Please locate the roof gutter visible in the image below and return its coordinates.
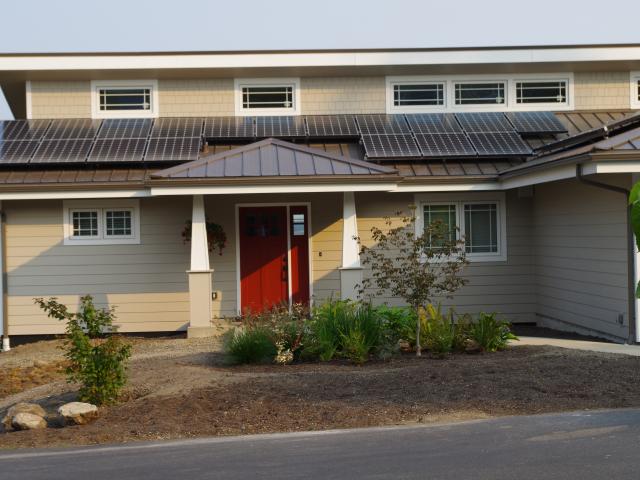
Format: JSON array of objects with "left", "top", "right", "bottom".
[{"left": 576, "top": 164, "right": 636, "bottom": 344}]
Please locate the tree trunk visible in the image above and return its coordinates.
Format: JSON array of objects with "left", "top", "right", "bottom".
[{"left": 415, "top": 306, "right": 422, "bottom": 357}]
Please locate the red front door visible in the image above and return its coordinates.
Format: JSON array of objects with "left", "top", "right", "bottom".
[{"left": 239, "top": 205, "right": 310, "bottom": 314}]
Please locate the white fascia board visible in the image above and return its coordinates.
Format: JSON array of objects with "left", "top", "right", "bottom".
[
  {"left": 150, "top": 183, "right": 398, "bottom": 196},
  {"left": 393, "top": 182, "right": 502, "bottom": 192},
  {"left": 0, "top": 189, "right": 150, "bottom": 201},
  {"left": 592, "top": 161, "right": 640, "bottom": 174},
  {"left": 3, "top": 47, "right": 640, "bottom": 72}
]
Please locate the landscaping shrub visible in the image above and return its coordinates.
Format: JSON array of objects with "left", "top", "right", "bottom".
[
  {"left": 376, "top": 305, "right": 416, "bottom": 358},
  {"left": 224, "top": 326, "right": 277, "bottom": 364},
  {"left": 469, "top": 312, "right": 518, "bottom": 352},
  {"left": 303, "top": 300, "right": 382, "bottom": 363},
  {"left": 420, "top": 304, "right": 456, "bottom": 357},
  {"left": 34, "top": 295, "right": 132, "bottom": 405}
]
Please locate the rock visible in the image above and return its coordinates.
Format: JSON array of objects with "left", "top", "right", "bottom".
[
  {"left": 464, "top": 338, "right": 482, "bottom": 353},
  {"left": 58, "top": 402, "right": 98, "bottom": 425},
  {"left": 11, "top": 412, "right": 47, "bottom": 430},
  {"left": 2, "top": 403, "right": 47, "bottom": 431}
]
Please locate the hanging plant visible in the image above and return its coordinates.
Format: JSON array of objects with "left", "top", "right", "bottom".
[{"left": 182, "top": 220, "right": 227, "bottom": 255}]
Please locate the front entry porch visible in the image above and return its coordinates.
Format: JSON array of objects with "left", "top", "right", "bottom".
[{"left": 185, "top": 191, "right": 364, "bottom": 337}]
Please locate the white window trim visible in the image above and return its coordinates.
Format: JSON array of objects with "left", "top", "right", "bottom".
[
  {"left": 234, "top": 77, "right": 301, "bottom": 116},
  {"left": 90, "top": 79, "right": 159, "bottom": 119},
  {"left": 63, "top": 199, "right": 140, "bottom": 245},
  {"left": 630, "top": 72, "right": 640, "bottom": 109},
  {"left": 387, "top": 73, "right": 573, "bottom": 113},
  {"left": 414, "top": 192, "right": 507, "bottom": 262}
]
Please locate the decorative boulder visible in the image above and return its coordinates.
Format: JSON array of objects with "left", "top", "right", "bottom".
[
  {"left": 57, "top": 402, "right": 98, "bottom": 425},
  {"left": 11, "top": 412, "right": 47, "bottom": 430},
  {"left": 2, "top": 403, "right": 47, "bottom": 431}
]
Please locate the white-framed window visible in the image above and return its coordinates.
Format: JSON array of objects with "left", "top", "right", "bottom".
[
  {"left": 386, "top": 74, "right": 573, "bottom": 113},
  {"left": 90, "top": 80, "right": 158, "bottom": 119},
  {"left": 63, "top": 199, "right": 140, "bottom": 245},
  {"left": 414, "top": 193, "right": 507, "bottom": 262},
  {"left": 630, "top": 72, "right": 640, "bottom": 109},
  {"left": 234, "top": 78, "right": 301, "bottom": 116}
]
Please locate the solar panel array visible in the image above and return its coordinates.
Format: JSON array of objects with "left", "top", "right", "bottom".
[
  {"left": 506, "top": 111, "right": 568, "bottom": 134},
  {"left": 0, "top": 111, "right": 565, "bottom": 165}
]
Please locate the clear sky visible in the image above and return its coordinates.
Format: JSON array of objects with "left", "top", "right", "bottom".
[{"left": 1, "top": 0, "right": 640, "bottom": 118}]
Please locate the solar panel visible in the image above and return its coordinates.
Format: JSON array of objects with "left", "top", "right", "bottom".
[
  {"left": 0, "top": 140, "right": 40, "bottom": 163},
  {"left": 255, "top": 116, "right": 306, "bottom": 137},
  {"left": 415, "top": 133, "right": 477, "bottom": 157},
  {"left": 151, "top": 117, "right": 204, "bottom": 138},
  {"left": 97, "top": 118, "right": 152, "bottom": 139},
  {"left": 305, "top": 115, "right": 359, "bottom": 137},
  {"left": 361, "top": 134, "right": 421, "bottom": 159},
  {"left": 356, "top": 115, "right": 410, "bottom": 134},
  {"left": 406, "top": 113, "right": 463, "bottom": 134},
  {"left": 88, "top": 138, "right": 147, "bottom": 162},
  {"left": 203, "top": 117, "right": 255, "bottom": 138},
  {"left": 31, "top": 140, "right": 93, "bottom": 163},
  {"left": 506, "top": 111, "right": 568, "bottom": 134},
  {"left": 44, "top": 119, "right": 102, "bottom": 140},
  {"left": 145, "top": 137, "right": 201, "bottom": 162},
  {"left": 467, "top": 132, "right": 532, "bottom": 156},
  {"left": 455, "top": 112, "right": 514, "bottom": 132},
  {"left": 0, "top": 120, "right": 51, "bottom": 141}
]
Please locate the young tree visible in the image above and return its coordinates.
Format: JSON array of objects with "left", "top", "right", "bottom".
[
  {"left": 358, "top": 208, "right": 468, "bottom": 356},
  {"left": 34, "top": 295, "right": 132, "bottom": 405}
]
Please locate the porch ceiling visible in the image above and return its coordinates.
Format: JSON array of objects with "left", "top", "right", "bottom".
[{"left": 150, "top": 138, "right": 397, "bottom": 180}]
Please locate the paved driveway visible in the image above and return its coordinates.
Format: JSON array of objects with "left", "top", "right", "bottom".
[{"left": 1, "top": 409, "right": 638, "bottom": 479}]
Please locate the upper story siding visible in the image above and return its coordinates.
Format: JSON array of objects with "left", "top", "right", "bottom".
[{"left": 27, "top": 71, "right": 634, "bottom": 119}]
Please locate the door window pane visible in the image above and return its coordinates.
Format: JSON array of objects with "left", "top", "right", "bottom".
[
  {"left": 464, "top": 203, "right": 498, "bottom": 253},
  {"left": 292, "top": 213, "right": 305, "bottom": 236}
]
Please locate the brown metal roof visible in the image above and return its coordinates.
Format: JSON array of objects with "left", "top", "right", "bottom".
[{"left": 152, "top": 138, "right": 396, "bottom": 179}]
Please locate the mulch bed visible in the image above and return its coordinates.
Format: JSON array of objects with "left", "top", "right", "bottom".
[{"left": 2, "top": 345, "right": 640, "bottom": 449}]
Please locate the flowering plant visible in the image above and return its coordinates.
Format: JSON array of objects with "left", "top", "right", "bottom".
[{"left": 181, "top": 220, "right": 227, "bottom": 255}]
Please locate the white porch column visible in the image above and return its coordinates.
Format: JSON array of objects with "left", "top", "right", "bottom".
[
  {"left": 340, "top": 191, "right": 363, "bottom": 301},
  {"left": 187, "top": 195, "right": 215, "bottom": 338}
]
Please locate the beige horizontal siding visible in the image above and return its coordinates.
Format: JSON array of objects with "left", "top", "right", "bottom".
[
  {"left": 28, "top": 72, "right": 635, "bottom": 118},
  {"left": 5, "top": 197, "right": 192, "bottom": 334},
  {"left": 355, "top": 191, "right": 535, "bottom": 323},
  {"left": 533, "top": 175, "right": 631, "bottom": 340}
]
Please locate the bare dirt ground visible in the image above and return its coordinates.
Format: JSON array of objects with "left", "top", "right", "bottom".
[{"left": 1, "top": 337, "right": 640, "bottom": 449}]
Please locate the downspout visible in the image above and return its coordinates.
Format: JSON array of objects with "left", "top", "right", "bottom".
[
  {"left": 0, "top": 205, "right": 8, "bottom": 352},
  {"left": 576, "top": 164, "right": 636, "bottom": 344}
]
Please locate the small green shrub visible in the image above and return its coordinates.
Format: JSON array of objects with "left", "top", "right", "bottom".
[
  {"left": 421, "top": 304, "right": 455, "bottom": 357},
  {"left": 34, "top": 295, "right": 132, "bottom": 405},
  {"left": 224, "top": 327, "right": 277, "bottom": 364},
  {"left": 376, "top": 305, "right": 416, "bottom": 358},
  {"left": 469, "top": 312, "right": 518, "bottom": 352},
  {"left": 452, "top": 313, "right": 473, "bottom": 352}
]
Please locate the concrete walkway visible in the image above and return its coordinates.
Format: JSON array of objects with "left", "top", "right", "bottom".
[{"left": 514, "top": 336, "right": 640, "bottom": 356}]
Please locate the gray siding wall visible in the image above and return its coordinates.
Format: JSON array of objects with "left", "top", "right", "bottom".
[
  {"left": 532, "top": 175, "right": 631, "bottom": 341},
  {"left": 356, "top": 190, "right": 535, "bottom": 323},
  {"left": 5, "top": 197, "right": 192, "bottom": 334}
]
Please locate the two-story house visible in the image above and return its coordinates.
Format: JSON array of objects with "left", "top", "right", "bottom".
[{"left": 1, "top": 44, "right": 640, "bottom": 349}]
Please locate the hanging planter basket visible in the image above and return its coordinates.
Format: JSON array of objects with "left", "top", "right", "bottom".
[{"left": 182, "top": 220, "right": 227, "bottom": 255}]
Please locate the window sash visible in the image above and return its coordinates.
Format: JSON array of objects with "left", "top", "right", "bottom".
[
  {"left": 393, "top": 83, "right": 444, "bottom": 106},
  {"left": 454, "top": 82, "right": 506, "bottom": 105},
  {"left": 241, "top": 85, "right": 294, "bottom": 109},
  {"left": 423, "top": 204, "right": 457, "bottom": 248},
  {"left": 98, "top": 88, "right": 152, "bottom": 111},
  {"left": 105, "top": 209, "right": 133, "bottom": 237},
  {"left": 71, "top": 210, "right": 99, "bottom": 238},
  {"left": 516, "top": 81, "right": 567, "bottom": 104},
  {"left": 463, "top": 203, "right": 498, "bottom": 253}
]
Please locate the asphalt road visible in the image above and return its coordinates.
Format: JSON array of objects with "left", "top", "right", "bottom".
[{"left": 1, "top": 409, "right": 639, "bottom": 479}]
